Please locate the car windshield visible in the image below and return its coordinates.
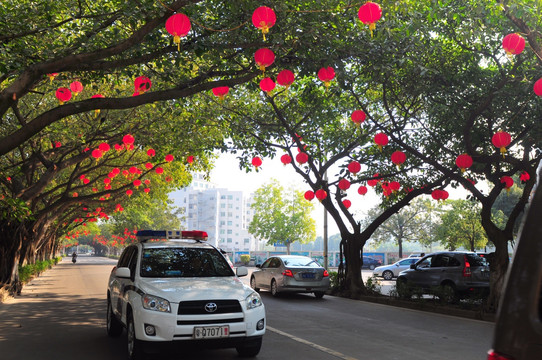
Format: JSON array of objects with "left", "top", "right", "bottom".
[
  {"left": 282, "top": 257, "right": 321, "bottom": 267},
  {"left": 140, "top": 247, "right": 235, "bottom": 277}
]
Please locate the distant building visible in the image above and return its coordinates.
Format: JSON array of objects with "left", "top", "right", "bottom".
[{"left": 169, "top": 173, "right": 261, "bottom": 251}]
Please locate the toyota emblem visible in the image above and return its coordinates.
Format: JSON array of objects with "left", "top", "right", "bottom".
[{"left": 204, "top": 302, "right": 218, "bottom": 313}]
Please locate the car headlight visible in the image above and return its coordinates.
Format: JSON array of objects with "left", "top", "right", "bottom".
[
  {"left": 245, "top": 292, "right": 263, "bottom": 310},
  {"left": 142, "top": 294, "right": 171, "bottom": 313}
]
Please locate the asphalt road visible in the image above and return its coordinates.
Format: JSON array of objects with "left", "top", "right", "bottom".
[{"left": 0, "top": 256, "right": 494, "bottom": 360}]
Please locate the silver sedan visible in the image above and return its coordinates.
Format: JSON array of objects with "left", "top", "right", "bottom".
[
  {"left": 373, "top": 257, "right": 420, "bottom": 280},
  {"left": 250, "top": 255, "right": 330, "bottom": 298}
]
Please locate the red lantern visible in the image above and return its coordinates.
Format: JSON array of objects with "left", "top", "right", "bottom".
[
  {"left": 296, "top": 152, "right": 308, "bottom": 164},
  {"left": 280, "top": 154, "right": 292, "bottom": 165},
  {"left": 187, "top": 155, "right": 194, "bottom": 164},
  {"left": 502, "top": 33, "right": 525, "bottom": 55},
  {"left": 277, "top": 70, "right": 295, "bottom": 88},
  {"left": 134, "top": 76, "right": 152, "bottom": 95},
  {"left": 47, "top": 73, "right": 58, "bottom": 82},
  {"left": 348, "top": 161, "right": 361, "bottom": 174},
  {"left": 165, "top": 13, "right": 191, "bottom": 51},
  {"left": 144, "top": 188, "right": 151, "bottom": 194},
  {"left": 103, "top": 178, "right": 111, "bottom": 185},
  {"left": 98, "top": 143, "right": 110, "bottom": 152},
  {"left": 389, "top": 181, "right": 401, "bottom": 192},
  {"left": 165, "top": 154, "right": 174, "bottom": 162},
  {"left": 147, "top": 149, "right": 155, "bottom": 157},
  {"left": 70, "top": 81, "right": 83, "bottom": 97},
  {"left": 455, "top": 154, "right": 473, "bottom": 172},
  {"left": 358, "top": 2, "right": 382, "bottom": 37},
  {"left": 252, "top": 6, "right": 276, "bottom": 41},
  {"left": 358, "top": 185, "right": 368, "bottom": 195},
  {"left": 500, "top": 176, "right": 514, "bottom": 191},
  {"left": 368, "top": 173, "right": 380, "bottom": 187},
  {"left": 390, "top": 151, "right": 406, "bottom": 168},
  {"left": 304, "top": 190, "right": 315, "bottom": 201},
  {"left": 212, "top": 86, "right": 229, "bottom": 100},
  {"left": 342, "top": 199, "right": 352, "bottom": 209},
  {"left": 260, "top": 77, "right": 276, "bottom": 93},
  {"left": 254, "top": 48, "right": 275, "bottom": 72},
  {"left": 533, "top": 78, "right": 542, "bottom": 96},
  {"left": 55, "top": 87, "right": 72, "bottom": 105},
  {"left": 91, "top": 93, "right": 104, "bottom": 99},
  {"left": 91, "top": 149, "right": 103, "bottom": 159},
  {"left": 351, "top": 110, "right": 366, "bottom": 126},
  {"left": 338, "top": 179, "right": 351, "bottom": 191},
  {"left": 492, "top": 131, "right": 511, "bottom": 157},
  {"left": 133, "top": 179, "right": 142, "bottom": 187},
  {"left": 520, "top": 171, "right": 530, "bottom": 183},
  {"left": 155, "top": 167, "right": 164, "bottom": 175},
  {"left": 145, "top": 162, "right": 153, "bottom": 169},
  {"left": 126, "top": 189, "right": 133, "bottom": 197},
  {"left": 374, "top": 133, "right": 388, "bottom": 151},
  {"left": 431, "top": 189, "right": 449, "bottom": 201},
  {"left": 315, "top": 189, "right": 327, "bottom": 201},
  {"left": 252, "top": 156, "right": 262, "bottom": 168},
  {"left": 318, "top": 67, "right": 335, "bottom": 88},
  {"left": 123, "top": 134, "right": 135, "bottom": 145}
]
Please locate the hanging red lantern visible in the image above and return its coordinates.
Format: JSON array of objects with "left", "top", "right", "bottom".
[
  {"left": 318, "top": 67, "right": 335, "bottom": 89},
  {"left": 374, "top": 133, "right": 388, "bottom": 151},
  {"left": 338, "top": 179, "right": 351, "bottom": 191},
  {"left": 103, "top": 178, "right": 111, "bottom": 185},
  {"left": 389, "top": 181, "right": 401, "bottom": 192},
  {"left": 145, "top": 162, "right": 153, "bottom": 169},
  {"left": 134, "top": 76, "right": 152, "bottom": 95},
  {"left": 70, "top": 81, "right": 83, "bottom": 97},
  {"left": 55, "top": 87, "right": 72, "bottom": 105},
  {"left": 500, "top": 176, "right": 514, "bottom": 191},
  {"left": 533, "top": 78, "right": 542, "bottom": 96},
  {"left": 91, "top": 149, "right": 103, "bottom": 159},
  {"left": 492, "top": 131, "right": 511, "bottom": 158},
  {"left": 296, "top": 152, "right": 308, "bottom": 164},
  {"left": 358, "top": 185, "right": 368, "bottom": 195},
  {"left": 348, "top": 161, "right": 361, "bottom": 174},
  {"left": 455, "top": 154, "right": 473, "bottom": 172},
  {"left": 260, "top": 77, "right": 276, "bottom": 93},
  {"left": 358, "top": 2, "right": 382, "bottom": 37},
  {"left": 144, "top": 188, "right": 151, "bottom": 194},
  {"left": 277, "top": 70, "right": 295, "bottom": 88},
  {"left": 315, "top": 189, "right": 327, "bottom": 201},
  {"left": 165, "top": 13, "right": 191, "bottom": 51},
  {"left": 280, "top": 154, "right": 292, "bottom": 165},
  {"left": 126, "top": 189, "right": 133, "bottom": 197},
  {"left": 155, "top": 167, "right": 164, "bottom": 175},
  {"left": 133, "top": 179, "right": 142, "bottom": 187},
  {"left": 187, "top": 155, "right": 194, "bottom": 164},
  {"left": 252, "top": 6, "right": 276, "bottom": 41},
  {"left": 212, "top": 86, "right": 230, "bottom": 100},
  {"left": 390, "top": 151, "right": 406, "bottom": 168},
  {"left": 123, "top": 134, "right": 135, "bottom": 145},
  {"left": 342, "top": 199, "right": 352, "bottom": 209},
  {"left": 165, "top": 154, "right": 174, "bottom": 162},
  {"left": 98, "top": 143, "right": 110, "bottom": 152},
  {"left": 147, "top": 149, "right": 155, "bottom": 157},
  {"left": 520, "top": 171, "right": 530, "bottom": 183},
  {"left": 368, "top": 173, "right": 380, "bottom": 187},
  {"left": 431, "top": 189, "right": 449, "bottom": 201},
  {"left": 351, "top": 110, "right": 366, "bottom": 126},
  {"left": 502, "top": 33, "right": 525, "bottom": 55},
  {"left": 252, "top": 156, "right": 262, "bottom": 168},
  {"left": 304, "top": 190, "right": 315, "bottom": 201},
  {"left": 47, "top": 73, "right": 58, "bottom": 82},
  {"left": 254, "top": 48, "right": 275, "bottom": 72}
]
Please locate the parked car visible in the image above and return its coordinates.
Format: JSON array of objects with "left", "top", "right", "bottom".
[
  {"left": 408, "top": 252, "right": 426, "bottom": 258},
  {"left": 250, "top": 255, "right": 330, "bottom": 298},
  {"left": 106, "top": 230, "right": 265, "bottom": 359},
  {"left": 487, "top": 172, "right": 542, "bottom": 360},
  {"left": 362, "top": 256, "right": 382, "bottom": 270},
  {"left": 373, "top": 258, "right": 420, "bottom": 280},
  {"left": 396, "top": 251, "right": 490, "bottom": 302}
]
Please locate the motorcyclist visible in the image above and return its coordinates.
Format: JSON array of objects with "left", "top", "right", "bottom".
[{"left": 71, "top": 252, "right": 77, "bottom": 263}]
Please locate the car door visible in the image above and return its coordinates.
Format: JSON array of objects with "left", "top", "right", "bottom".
[
  {"left": 395, "top": 258, "right": 416, "bottom": 276},
  {"left": 112, "top": 246, "right": 137, "bottom": 317},
  {"left": 256, "top": 258, "right": 273, "bottom": 289},
  {"left": 407, "top": 255, "right": 438, "bottom": 288}
]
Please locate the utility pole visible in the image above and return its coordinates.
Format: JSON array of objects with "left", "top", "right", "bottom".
[{"left": 323, "top": 171, "right": 328, "bottom": 269}]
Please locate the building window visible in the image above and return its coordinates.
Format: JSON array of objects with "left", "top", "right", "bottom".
[
  {"left": 228, "top": 195, "right": 233, "bottom": 200},
  {"left": 244, "top": 238, "right": 250, "bottom": 244},
  {"left": 228, "top": 212, "right": 233, "bottom": 217},
  {"left": 227, "top": 238, "right": 233, "bottom": 243},
  {"left": 220, "top": 212, "right": 225, "bottom": 217},
  {"left": 227, "top": 221, "right": 232, "bottom": 226},
  {"left": 220, "top": 221, "right": 225, "bottom": 225}
]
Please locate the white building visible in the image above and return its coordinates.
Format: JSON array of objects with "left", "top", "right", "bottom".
[{"left": 169, "top": 173, "right": 261, "bottom": 251}]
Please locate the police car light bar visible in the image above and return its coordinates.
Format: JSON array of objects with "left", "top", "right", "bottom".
[{"left": 136, "top": 230, "right": 208, "bottom": 242}]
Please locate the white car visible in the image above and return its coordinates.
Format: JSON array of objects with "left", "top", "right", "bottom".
[
  {"left": 106, "top": 230, "right": 265, "bottom": 359},
  {"left": 372, "top": 257, "right": 421, "bottom": 280}
]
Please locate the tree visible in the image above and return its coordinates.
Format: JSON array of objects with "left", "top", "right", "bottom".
[
  {"left": 434, "top": 199, "right": 488, "bottom": 251},
  {"left": 249, "top": 179, "right": 316, "bottom": 254}
]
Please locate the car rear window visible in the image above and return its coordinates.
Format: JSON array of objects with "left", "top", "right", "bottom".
[
  {"left": 140, "top": 247, "right": 234, "bottom": 277},
  {"left": 465, "top": 253, "right": 487, "bottom": 267},
  {"left": 282, "top": 257, "right": 322, "bottom": 267}
]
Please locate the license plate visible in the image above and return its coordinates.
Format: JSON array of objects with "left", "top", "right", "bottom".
[
  {"left": 193, "top": 326, "right": 229, "bottom": 339},
  {"left": 301, "top": 273, "right": 315, "bottom": 279}
]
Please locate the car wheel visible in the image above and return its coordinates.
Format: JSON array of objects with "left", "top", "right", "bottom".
[
  {"left": 314, "top": 291, "right": 325, "bottom": 299},
  {"left": 127, "top": 312, "right": 145, "bottom": 360},
  {"left": 250, "top": 276, "right": 260, "bottom": 292},
  {"left": 106, "top": 298, "right": 123, "bottom": 337},
  {"left": 382, "top": 270, "right": 393, "bottom": 281},
  {"left": 439, "top": 283, "right": 459, "bottom": 304},
  {"left": 396, "top": 277, "right": 412, "bottom": 299},
  {"left": 369, "top": 264, "right": 375, "bottom": 270},
  {"left": 236, "top": 337, "right": 262, "bottom": 357},
  {"left": 270, "top": 279, "right": 279, "bottom": 297}
]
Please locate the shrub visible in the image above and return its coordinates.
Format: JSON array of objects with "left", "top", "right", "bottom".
[{"left": 240, "top": 254, "right": 251, "bottom": 265}]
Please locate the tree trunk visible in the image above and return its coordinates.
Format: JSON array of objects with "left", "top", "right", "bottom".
[
  {"left": 398, "top": 239, "right": 403, "bottom": 258},
  {"left": 342, "top": 232, "right": 366, "bottom": 297},
  {"left": 486, "top": 233, "right": 509, "bottom": 312},
  {"left": 0, "top": 220, "right": 25, "bottom": 296}
]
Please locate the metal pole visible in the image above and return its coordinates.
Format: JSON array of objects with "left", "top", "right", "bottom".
[{"left": 323, "top": 171, "right": 328, "bottom": 270}]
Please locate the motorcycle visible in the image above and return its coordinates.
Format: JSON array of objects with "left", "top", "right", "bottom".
[{"left": 71, "top": 254, "right": 77, "bottom": 264}]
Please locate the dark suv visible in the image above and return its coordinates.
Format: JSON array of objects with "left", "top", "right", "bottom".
[
  {"left": 362, "top": 256, "right": 382, "bottom": 270},
  {"left": 396, "top": 251, "right": 490, "bottom": 302}
]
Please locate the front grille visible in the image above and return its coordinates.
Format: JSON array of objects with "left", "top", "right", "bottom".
[
  {"left": 178, "top": 300, "right": 242, "bottom": 315},
  {"left": 177, "top": 317, "right": 244, "bottom": 325}
]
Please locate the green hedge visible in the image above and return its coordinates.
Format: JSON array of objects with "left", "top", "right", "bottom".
[{"left": 18, "top": 257, "right": 62, "bottom": 284}]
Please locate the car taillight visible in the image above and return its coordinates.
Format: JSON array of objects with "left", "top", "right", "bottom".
[
  {"left": 487, "top": 350, "right": 514, "bottom": 360},
  {"left": 323, "top": 270, "right": 329, "bottom": 277},
  {"left": 282, "top": 269, "right": 294, "bottom": 277},
  {"left": 463, "top": 255, "right": 472, "bottom": 277}
]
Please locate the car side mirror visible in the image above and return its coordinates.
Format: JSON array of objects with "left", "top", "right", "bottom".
[
  {"left": 115, "top": 267, "right": 131, "bottom": 278},
  {"left": 410, "top": 264, "right": 416, "bottom": 270},
  {"left": 236, "top": 266, "right": 248, "bottom": 277},
  {"left": 256, "top": 264, "right": 262, "bottom": 268},
  {"left": 395, "top": 264, "right": 399, "bottom": 267}
]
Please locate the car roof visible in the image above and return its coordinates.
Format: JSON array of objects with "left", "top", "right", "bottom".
[{"left": 140, "top": 240, "right": 214, "bottom": 250}]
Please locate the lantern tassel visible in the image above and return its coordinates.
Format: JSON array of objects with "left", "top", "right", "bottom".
[
  {"left": 369, "top": 23, "right": 376, "bottom": 38},
  {"left": 174, "top": 35, "right": 180, "bottom": 51},
  {"left": 500, "top": 147, "right": 507, "bottom": 159}
]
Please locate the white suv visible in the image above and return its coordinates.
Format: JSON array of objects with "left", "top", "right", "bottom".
[{"left": 106, "top": 230, "right": 265, "bottom": 359}]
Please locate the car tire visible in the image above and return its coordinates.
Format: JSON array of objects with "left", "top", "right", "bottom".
[
  {"left": 250, "top": 276, "right": 260, "bottom": 292},
  {"left": 236, "top": 337, "right": 262, "bottom": 357},
  {"left": 314, "top": 291, "right": 325, "bottom": 299},
  {"left": 106, "top": 298, "right": 123, "bottom": 337},
  {"left": 382, "top": 270, "right": 393, "bottom": 281},
  {"left": 439, "top": 283, "right": 459, "bottom": 304},
  {"left": 127, "top": 312, "right": 145, "bottom": 360},
  {"left": 270, "top": 279, "right": 279, "bottom": 297},
  {"left": 396, "top": 277, "right": 412, "bottom": 299},
  {"left": 369, "top": 264, "right": 375, "bottom": 270}
]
